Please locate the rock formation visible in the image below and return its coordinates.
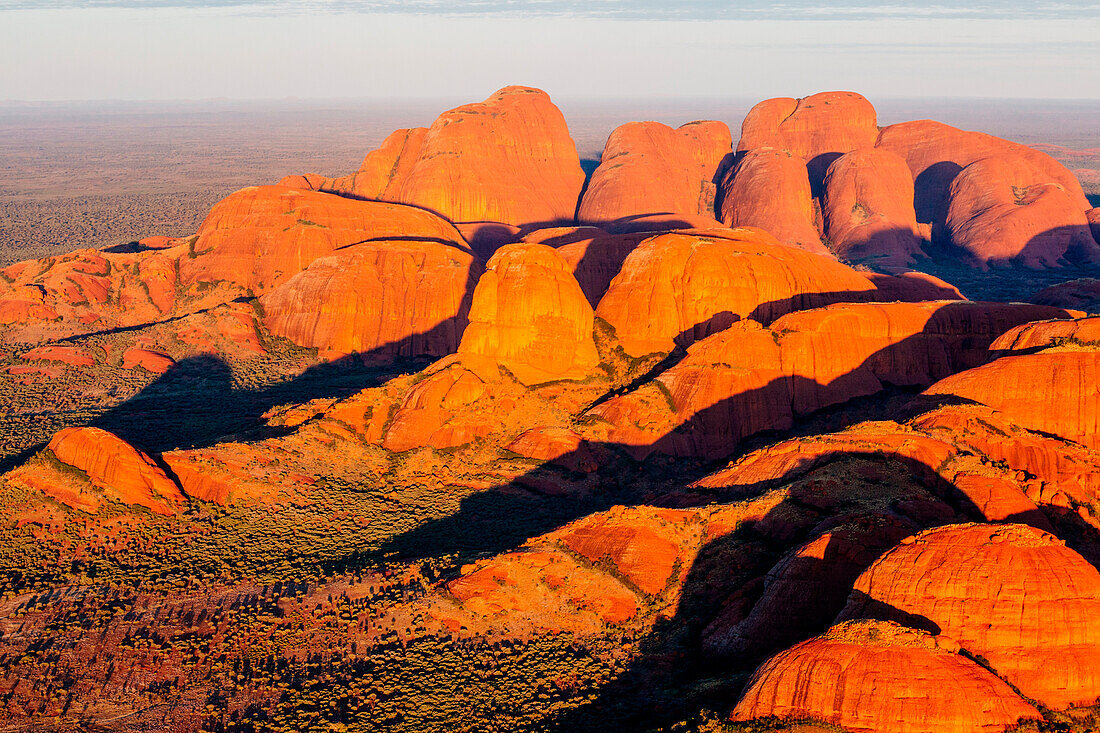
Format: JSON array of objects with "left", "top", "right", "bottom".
[
  {"left": 577, "top": 120, "right": 731, "bottom": 229},
  {"left": 47, "top": 427, "right": 184, "bottom": 515},
  {"left": 180, "top": 185, "right": 468, "bottom": 294},
  {"left": 458, "top": 242, "right": 599, "bottom": 385},
  {"left": 1032, "top": 277, "right": 1100, "bottom": 312},
  {"left": 945, "top": 156, "right": 1099, "bottom": 267},
  {"left": 737, "top": 91, "right": 879, "bottom": 191},
  {"left": 732, "top": 620, "right": 1041, "bottom": 733},
  {"left": 306, "top": 87, "right": 585, "bottom": 229},
  {"left": 259, "top": 240, "right": 482, "bottom": 361},
  {"left": 876, "top": 120, "right": 1092, "bottom": 228},
  {"left": 924, "top": 351, "right": 1100, "bottom": 450},
  {"left": 594, "top": 228, "right": 876, "bottom": 357},
  {"left": 717, "top": 148, "right": 827, "bottom": 254},
  {"left": 841, "top": 523, "right": 1100, "bottom": 709},
  {"left": 822, "top": 148, "right": 926, "bottom": 266}
]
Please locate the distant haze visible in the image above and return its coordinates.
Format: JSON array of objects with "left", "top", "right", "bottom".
[{"left": 1, "top": 1, "right": 1099, "bottom": 100}]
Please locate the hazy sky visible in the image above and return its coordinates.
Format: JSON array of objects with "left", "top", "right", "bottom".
[{"left": 1, "top": 1, "right": 1098, "bottom": 100}]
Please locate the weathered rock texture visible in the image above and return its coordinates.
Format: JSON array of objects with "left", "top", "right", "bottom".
[
  {"left": 841, "top": 523, "right": 1100, "bottom": 709},
  {"left": 458, "top": 242, "right": 599, "bottom": 384},
  {"left": 594, "top": 229, "right": 876, "bottom": 357},
  {"left": 577, "top": 120, "right": 731, "bottom": 228},
  {"left": 823, "top": 148, "right": 926, "bottom": 266},
  {"left": 718, "top": 148, "right": 827, "bottom": 254},
  {"left": 47, "top": 428, "right": 184, "bottom": 515},
  {"left": 181, "top": 185, "right": 468, "bottom": 294},
  {"left": 944, "top": 156, "right": 1099, "bottom": 267},
  {"left": 732, "top": 620, "right": 1041, "bottom": 733},
  {"left": 259, "top": 240, "right": 482, "bottom": 361},
  {"left": 924, "top": 351, "right": 1100, "bottom": 450}
]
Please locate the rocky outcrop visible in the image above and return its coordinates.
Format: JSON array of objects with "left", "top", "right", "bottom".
[
  {"left": 259, "top": 240, "right": 482, "bottom": 361},
  {"left": 737, "top": 91, "right": 879, "bottom": 191},
  {"left": 866, "top": 271, "right": 963, "bottom": 302},
  {"left": 732, "top": 620, "right": 1041, "bottom": 733},
  {"left": 180, "top": 185, "right": 468, "bottom": 294},
  {"left": 923, "top": 351, "right": 1100, "bottom": 450},
  {"left": 875, "top": 120, "right": 1092, "bottom": 228},
  {"left": 945, "top": 156, "right": 1099, "bottom": 267},
  {"left": 593, "top": 228, "right": 876, "bottom": 357},
  {"left": 316, "top": 87, "right": 585, "bottom": 228},
  {"left": 990, "top": 314, "right": 1100, "bottom": 352},
  {"left": 121, "top": 348, "right": 175, "bottom": 374},
  {"left": 577, "top": 120, "right": 731, "bottom": 228},
  {"left": 841, "top": 523, "right": 1100, "bottom": 709},
  {"left": 47, "top": 427, "right": 184, "bottom": 515},
  {"left": 717, "top": 148, "right": 827, "bottom": 254},
  {"left": 823, "top": 148, "right": 926, "bottom": 266},
  {"left": 457, "top": 242, "right": 599, "bottom": 385},
  {"left": 549, "top": 230, "right": 651, "bottom": 307},
  {"left": 1031, "top": 277, "right": 1100, "bottom": 313}
]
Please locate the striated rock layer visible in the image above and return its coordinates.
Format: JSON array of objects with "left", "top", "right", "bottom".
[
  {"left": 458, "top": 242, "right": 599, "bottom": 385},
  {"left": 732, "top": 620, "right": 1041, "bottom": 733},
  {"left": 841, "top": 523, "right": 1100, "bottom": 709}
]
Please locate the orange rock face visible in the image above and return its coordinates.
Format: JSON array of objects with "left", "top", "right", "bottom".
[
  {"left": 945, "top": 156, "right": 1099, "bottom": 268},
  {"left": 737, "top": 92, "right": 879, "bottom": 190},
  {"left": 331, "top": 87, "right": 585, "bottom": 228},
  {"left": 0, "top": 246, "right": 182, "bottom": 343},
  {"left": 21, "top": 345, "right": 95, "bottom": 368},
  {"left": 180, "top": 185, "right": 468, "bottom": 294},
  {"left": 732, "top": 620, "right": 1041, "bottom": 733},
  {"left": 1089, "top": 207, "right": 1100, "bottom": 242},
  {"left": 991, "top": 314, "right": 1100, "bottom": 352},
  {"left": 589, "top": 300, "right": 1071, "bottom": 459},
  {"left": 822, "top": 148, "right": 925, "bottom": 266},
  {"left": 717, "top": 148, "right": 827, "bottom": 254},
  {"left": 577, "top": 120, "right": 731, "bottom": 228},
  {"left": 549, "top": 230, "right": 651, "bottom": 306},
  {"left": 594, "top": 229, "right": 876, "bottom": 357},
  {"left": 381, "top": 364, "right": 490, "bottom": 452},
  {"left": 876, "top": 119, "right": 1092, "bottom": 227},
  {"left": 841, "top": 523, "right": 1100, "bottom": 709},
  {"left": 923, "top": 351, "right": 1100, "bottom": 450},
  {"left": 259, "top": 240, "right": 481, "bottom": 361},
  {"left": 457, "top": 242, "right": 599, "bottom": 385},
  {"left": 47, "top": 428, "right": 184, "bottom": 515},
  {"left": 121, "top": 347, "right": 175, "bottom": 374}
]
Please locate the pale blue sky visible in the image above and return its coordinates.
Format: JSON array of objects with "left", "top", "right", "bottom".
[{"left": 1, "top": 1, "right": 1098, "bottom": 100}]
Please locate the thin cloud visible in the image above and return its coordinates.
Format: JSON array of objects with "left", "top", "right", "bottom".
[{"left": 3, "top": 0, "right": 1099, "bottom": 19}]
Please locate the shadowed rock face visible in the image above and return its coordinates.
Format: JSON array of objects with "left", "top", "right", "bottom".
[
  {"left": 458, "top": 242, "right": 599, "bottom": 385},
  {"left": 924, "top": 350, "right": 1100, "bottom": 450},
  {"left": 577, "top": 120, "right": 731, "bottom": 228},
  {"left": 718, "top": 147, "right": 828, "bottom": 254},
  {"left": 1032, "top": 277, "right": 1100, "bottom": 312},
  {"left": 732, "top": 620, "right": 1042, "bottom": 733},
  {"left": 876, "top": 119, "right": 1093, "bottom": 228},
  {"left": 259, "top": 240, "right": 481, "bottom": 362},
  {"left": 593, "top": 228, "right": 875, "bottom": 358},
  {"left": 823, "top": 148, "right": 926, "bottom": 267},
  {"left": 945, "top": 156, "right": 1099, "bottom": 268},
  {"left": 181, "top": 185, "right": 468, "bottom": 294},
  {"left": 588, "top": 300, "right": 1073, "bottom": 459},
  {"left": 737, "top": 91, "right": 879, "bottom": 192},
  {"left": 840, "top": 523, "right": 1100, "bottom": 710}
]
